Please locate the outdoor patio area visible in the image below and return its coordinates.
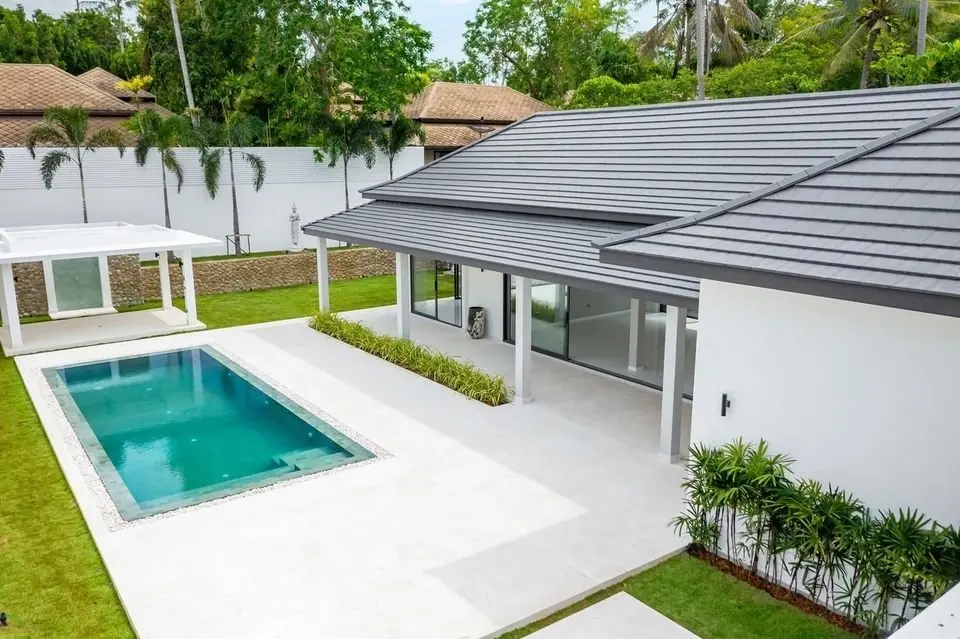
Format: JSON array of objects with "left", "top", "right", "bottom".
[{"left": 18, "top": 311, "right": 690, "bottom": 638}]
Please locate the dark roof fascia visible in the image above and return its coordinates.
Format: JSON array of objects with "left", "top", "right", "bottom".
[
  {"left": 355, "top": 191, "right": 677, "bottom": 225},
  {"left": 600, "top": 249, "right": 959, "bottom": 318},
  {"left": 594, "top": 103, "right": 960, "bottom": 250},
  {"left": 546, "top": 82, "right": 960, "bottom": 120},
  {"left": 359, "top": 111, "right": 548, "bottom": 195},
  {"left": 416, "top": 117, "right": 516, "bottom": 125},
  {"left": 0, "top": 108, "right": 134, "bottom": 116},
  {"left": 302, "top": 220, "right": 698, "bottom": 309}
]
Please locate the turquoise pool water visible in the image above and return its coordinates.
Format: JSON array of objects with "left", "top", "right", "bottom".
[{"left": 45, "top": 347, "right": 373, "bottom": 520}]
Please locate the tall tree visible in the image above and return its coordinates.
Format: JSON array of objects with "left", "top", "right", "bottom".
[
  {"left": 25, "top": 107, "right": 125, "bottom": 224},
  {"left": 313, "top": 112, "right": 380, "bottom": 210},
  {"left": 196, "top": 109, "right": 266, "bottom": 249},
  {"left": 126, "top": 110, "right": 190, "bottom": 229},
  {"left": 377, "top": 113, "right": 424, "bottom": 180}
]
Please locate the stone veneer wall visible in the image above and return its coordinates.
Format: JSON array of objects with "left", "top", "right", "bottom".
[
  {"left": 12, "top": 248, "right": 394, "bottom": 316},
  {"left": 140, "top": 247, "right": 396, "bottom": 300}
]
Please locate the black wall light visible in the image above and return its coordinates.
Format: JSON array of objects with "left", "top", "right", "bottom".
[{"left": 720, "top": 393, "right": 732, "bottom": 417}]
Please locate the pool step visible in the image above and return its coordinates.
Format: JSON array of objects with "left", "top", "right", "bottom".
[{"left": 273, "top": 449, "right": 352, "bottom": 471}]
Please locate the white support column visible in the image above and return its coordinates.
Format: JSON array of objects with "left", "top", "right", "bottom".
[
  {"left": 395, "top": 253, "right": 411, "bottom": 339},
  {"left": 98, "top": 255, "right": 113, "bottom": 308},
  {"left": 41, "top": 260, "right": 58, "bottom": 315},
  {"left": 628, "top": 298, "right": 646, "bottom": 372},
  {"left": 1, "top": 263, "right": 22, "bottom": 349},
  {"left": 660, "top": 305, "right": 687, "bottom": 462},
  {"left": 181, "top": 249, "right": 198, "bottom": 325},
  {"left": 316, "top": 241, "right": 330, "bottom": 312},
  {"left": 0, "top": 263, "right": 9, "bottom": 330},
  {"left": 158, "top": 250, "right": 173, "bottom": 311},
  {"left": 514, "top": 275, "right": 533, "bottom": 404}
]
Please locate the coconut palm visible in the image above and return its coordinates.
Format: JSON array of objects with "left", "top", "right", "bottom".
[
  {"left": 126, "top": 111, "right": 190, "bottom": 229},
  {"left": 313, "top": 112, "right": 381, "bottom": 210},
  {"left": 26, "top": 106, "right": 125, "bottom": 224},
  {"left": 377, "top": 114, "right": 425, "bottom": 180},
  {"left": 803, "top": 0, "right": 957, "bottom": 88},
  {"left": 196, "top": 111, "right": 266, "bottom": 251}
]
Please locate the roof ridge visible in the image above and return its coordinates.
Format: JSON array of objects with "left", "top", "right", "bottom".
[
  {"left": 593, "top": 103, "right": 960, "bottom": 249},
  {"left": 553, "top": 82, "right": 960, "bottom": 119}
]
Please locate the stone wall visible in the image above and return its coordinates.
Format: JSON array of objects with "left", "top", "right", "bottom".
[
  {"left": 141, "top": 247, "right": 396, "bottom": 301},
  {"left": 11, "top": 247, "right": 395, "bottom": 315}
]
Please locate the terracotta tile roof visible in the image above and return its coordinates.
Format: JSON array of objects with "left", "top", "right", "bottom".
[
  {"left": 141, "top": 101, "right": 177, "bottom": 117},
  {"left": 0, "top": 63, "right": 136, "bottom": 115},
  {"left": 421, "top": 123, "right": 504, "bottom": 149},
  {"left": 403, "top": 82, "right": 551, "bottom": 124},
  {"left": 0, "top": 114, "right": 135, "bottom": 147},
  {"left": 77, "top": 67, "right": 155, "bottom": 101}
]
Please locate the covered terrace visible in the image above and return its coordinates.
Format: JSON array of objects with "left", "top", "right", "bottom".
[{"left": 0, "top": 222, "right": 218, "bottom": 355}]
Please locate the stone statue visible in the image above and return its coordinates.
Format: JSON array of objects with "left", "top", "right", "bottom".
[{"left": 289, "top": 203, "right": 303, "bottom": 253}]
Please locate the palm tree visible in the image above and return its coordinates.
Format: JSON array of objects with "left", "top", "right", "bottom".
[
  {"left": 918, "top": 0, "right": 930, "bottom": 54},
  {"left": 167, "top": 0, "right": 198, "bottom": 124},
  {"left": 196, "top": 111, "right": 266, "bottom": 251},
  {"left": 126, "top": 110, "right": 190, "bottom": 229},
  {"left": 801, "top": 0, "right": 955, "bottom": 88},
  {"left": 377, "top": 114, "right": 425, "bottom": 181},
  {"left": 26, "top": 106, "right": 125, "bottom": 224},
  {"left": 313, "top": 112, "right": 381, "bottom": 210}
]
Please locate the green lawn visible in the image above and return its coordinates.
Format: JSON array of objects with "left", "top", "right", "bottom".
[{"left": 501, "top": 554, "right": 855, "bottom": 639}]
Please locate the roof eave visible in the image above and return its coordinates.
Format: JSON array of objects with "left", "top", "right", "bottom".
[{"left": 600, "top": 247, "right": 960, "bottom": 319}]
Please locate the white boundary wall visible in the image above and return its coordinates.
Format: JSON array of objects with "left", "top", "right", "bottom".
[
  {"left": 0, "top": 146, "right": 423, "bottom": 257},
  {"left": 691, "top": 279, "right": 960, "bottom": 526}
]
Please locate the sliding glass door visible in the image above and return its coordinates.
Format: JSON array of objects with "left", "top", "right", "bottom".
[
  {"left": 504, "top": 275, "right": 568, "bottom": 357},
  {"left": 410, "top": 257, "right": 462, "bottom": 327}
]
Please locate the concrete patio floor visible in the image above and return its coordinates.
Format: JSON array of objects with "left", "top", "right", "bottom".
[
  {"left": 1, "top": 308, "right": 203, "bottom": 356},
  {"left": 19, "top": 312, "right": 689, "bottom": 638},
  {"left": 527, "top": 593, "right": 698, "bottom": 638}
]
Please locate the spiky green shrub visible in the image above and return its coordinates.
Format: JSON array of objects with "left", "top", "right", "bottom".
[
  {"left": 310, "top": 312, "right": 511, "bottom": 406},
  {"left": 673, "top": 438, "right": 960, "bottom": 634}
]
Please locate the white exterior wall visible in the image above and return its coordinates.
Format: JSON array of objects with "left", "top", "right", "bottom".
[
  {"left": 0, "top": 146, "right": 423, "bottom": 257},
  {"left": 692, "top": 280, "right": 960, "bottom": 525},
  {"left": 463, "top": 266, "right": 504, "bottom": 341}
]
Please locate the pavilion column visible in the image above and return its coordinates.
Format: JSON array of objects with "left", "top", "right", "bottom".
[
  {"left": 98, "top": 255, "right": 113, "bottom": 308},
  {"left": 628, "top": 298, "right": 646, "bottom": 372},
  {"left": 158, "top": 250, "right": 174, "bottom": 311},
  {"left": 395, "top": 253, "right": 411, "bottom": 339},
  {"left": 316, "top": 241, "right": 330, "bottom": 312},
  {"left": 660, "top": 305, "right": 687, "bottom": 462},
  {"left": 41, "top": 260, "right": 59, "bottom": 315},
  {"left": 181, "top": 248, "right": 198, "bottom": 325},
  {"left": 1, "top": 263, "right": 22, "bottom": 349},
  {"left": 514, "top": 275, "right": 533, "bottom": 404}
]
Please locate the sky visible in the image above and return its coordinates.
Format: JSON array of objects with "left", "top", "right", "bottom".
[{"left": 2, "top": 0, "right": 655, "bottom": 61}]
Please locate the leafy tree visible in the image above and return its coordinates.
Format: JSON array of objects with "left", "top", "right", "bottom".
[
  {"left": 879, "top": 39, "right": 960, "bottom": 83},
  {"left": 425, "top": 57, "right": 485, "bottom": 83},
  {"left": 567, "top": 72, "right": 697, "bottom": 108},
  {"left": 377, "top": 113, "right": 425, "bottom": 180},
  {"left": 125, "top": 110, "right": 190, "bottom": 229},
  {"left": 464, "top": 0, "right": 633, "bottom": 102},
  {"left": 25, "top": 106, "right": 125, "bottom": 224},
  {"left": 196, "top": 110, "right": 266, "bottom": 247},
  {"left": 313, "top": 112, "right": 381, "bottom": 210}
]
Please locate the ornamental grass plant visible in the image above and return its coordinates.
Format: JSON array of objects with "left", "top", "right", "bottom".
[{"left": 310, "top": 311, "right": 511, "bottom": 406}]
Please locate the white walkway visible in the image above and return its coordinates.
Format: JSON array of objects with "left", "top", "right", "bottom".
[
  {"left": 18, "top": 315, "right": 688, "bottom": 639},
  {"left": 528, "top": 593, "right": 699, "bottom": 638}
]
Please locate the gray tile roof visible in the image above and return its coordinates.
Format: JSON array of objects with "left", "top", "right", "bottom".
[
  {"left": 303, "top": 201, "right": 700, "bottom": 306},
  {"left": 364, "top": 84, "right": 960, "bottom": 225},
  {"left": 597, "top": 106, "right": 960, "bottom": 317}
]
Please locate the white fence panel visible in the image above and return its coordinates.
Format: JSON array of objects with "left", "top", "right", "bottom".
[{"left": 0, "top": 146, "right": 423, "bottom": 256}]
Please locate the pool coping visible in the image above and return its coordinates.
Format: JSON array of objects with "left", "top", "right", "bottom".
[{"left": 27, "top": 337, "right": 391, "bottom": 532}]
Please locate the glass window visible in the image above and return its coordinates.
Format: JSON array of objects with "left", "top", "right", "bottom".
[
  {"left": 410, "top": 257, "right": 462, "bottom": 327},
  {"left": 505, "top": 276, "right": 568, "bottom": 357}
]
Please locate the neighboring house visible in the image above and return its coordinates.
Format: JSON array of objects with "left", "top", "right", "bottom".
[
  {"left": 403, "top": 82, "right": 552, "bottom": 162},
  {"left": 76, "top": 67, "right": 176, "bottom": 116},
  {"left": 596, "top": 105, "right": 960, "bottom": 526},
  {"left": 304, "top": 83, "right": 960, "bottom": 515},
  {"left": 0, "top": 63, "right": 175, "bottom": 147}
]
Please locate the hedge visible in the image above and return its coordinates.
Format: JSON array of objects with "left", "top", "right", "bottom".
[{"left": 309, "top": 312, "right": 511, "bottom": 406}]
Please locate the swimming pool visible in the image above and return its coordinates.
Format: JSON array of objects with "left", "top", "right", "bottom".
[{"left": 44, "top": 346, "right": 374, "bottom": 520}]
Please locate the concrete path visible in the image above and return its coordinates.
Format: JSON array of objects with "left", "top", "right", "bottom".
[{"left": 527, "top": 593, "right": 699, "bottom": 638}]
